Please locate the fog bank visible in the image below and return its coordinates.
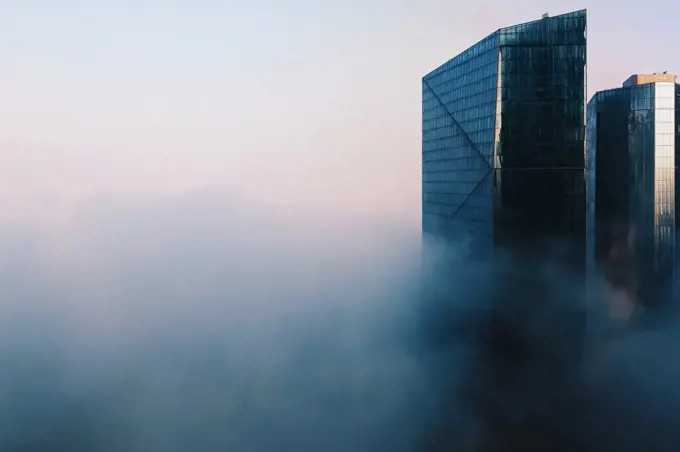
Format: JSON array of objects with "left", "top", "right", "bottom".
[
  {"left": 0, "top": 191, "right": 429, "bottom": 451},
  {"left": 4, "top": 190, "right": 680, "bottom": 451}
]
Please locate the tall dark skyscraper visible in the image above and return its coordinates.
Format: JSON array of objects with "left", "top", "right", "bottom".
[
  {"left": 587, "top": 73, "right": 677, "bottom": 308},
  {"left": 422, "top": 10, "right": 587, "bottom": 274}
]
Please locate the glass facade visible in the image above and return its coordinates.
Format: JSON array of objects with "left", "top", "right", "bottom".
[
  {"left": 422, "top": 32, "right": 499, "bottom": 257},
  {"left": 654, "top": 83, "right": 675, "bottom": 303},
  {"left": 587, "top": 82, "right": 676, "bottom": 307},
  {"left": 422, "top": 10, "right": 587, "bottom": 272},
  {"left": 676, "top": 83, "right": 680, "bottom": 262},
  {"left": 586, "top": 100, "right": 597, "bottom": 280},
  {"left": 495, "top": 10, "right": 587, "bottom": 272}
]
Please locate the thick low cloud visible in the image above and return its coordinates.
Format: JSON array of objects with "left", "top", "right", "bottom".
[
  {"left": 419, "top": 236, "right": 680, "bottom": 452},
  {"left": 3, "top": 190, "right": 680, "bottom": 451},
  {"left": 0, "top": 191, "right": 430, "bottom": 451}
]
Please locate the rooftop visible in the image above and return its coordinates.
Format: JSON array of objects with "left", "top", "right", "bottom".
[{"left": 622, "top": 73, "right": 677, "bottom": 87}]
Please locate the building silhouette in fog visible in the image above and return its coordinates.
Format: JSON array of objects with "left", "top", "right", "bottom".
[
  {"left": 422, "top": 10, "right": 587, "bottom": 275},
  {"left": 587, "top": 73, "right": 678, "bottom": 307}
]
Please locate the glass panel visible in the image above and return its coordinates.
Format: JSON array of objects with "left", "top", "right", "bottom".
[
  {"left": 588, "top": 80, "right": 676, "bottom": 306},
  {"left": 422, "top": 32, "right": 499, "bottom": 256},
  {"left": 495, "top": 10, "right": 587, "bottom": 276},
  {"left": 422, "top": 9, "right": 589, "bottom": 276}
]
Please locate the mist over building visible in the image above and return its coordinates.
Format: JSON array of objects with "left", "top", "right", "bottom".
[
  {"left": 420, "top": 12, "right": 590, "bottom": 449},
  {"left": 587, "top": 73, "right": 679, "bottom": 311},
  {"left": 418, "top": 10, "right": 680, "bottom": 450},
  {"left": 421, "top": 10, "right": 587, "bottom": 278}
]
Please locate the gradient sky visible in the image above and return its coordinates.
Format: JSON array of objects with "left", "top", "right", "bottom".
[{"left": 1, "top": 0, "right": 678, "bottom": 229}]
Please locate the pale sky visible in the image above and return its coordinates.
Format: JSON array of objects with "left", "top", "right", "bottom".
[{"left": 1, "top": 0, "right": 678, "bottom": 228}]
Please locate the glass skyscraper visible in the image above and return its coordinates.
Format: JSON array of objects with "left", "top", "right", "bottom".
[
  {"left": 587, "top": 73, "right": 677, "bottom": 308},
  {"left": 422, "top": 10, "right": 587, "bottom": 273}
]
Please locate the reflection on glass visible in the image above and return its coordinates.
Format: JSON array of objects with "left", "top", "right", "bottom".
[
  {"left": 587, "top": 80, "right": 677, "bottom": 306},
  {"left": 422, "top": 10, "right": 588, "bottom": 272}
]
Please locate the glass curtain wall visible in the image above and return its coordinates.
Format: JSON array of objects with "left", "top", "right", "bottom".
[
  {"left": 494, "top": 10, "right": 587, "bottom": 274},
  {"left": 422, "top": 33, "right": 499, "bottom": 257}
]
